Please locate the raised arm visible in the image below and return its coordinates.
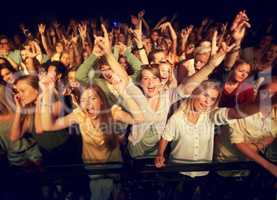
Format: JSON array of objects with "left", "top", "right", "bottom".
[
  {"left": 179, "top": 25, "right": 193, "bottom": 57},
  {"left": 38, "top": 24, "right": 53, "bottom": 58},
  {"left": 224, "top": 11, "right": 251, "bottom": 69},
  {"left": 9, "top": 95, "right": 25, "bottom": 142},
  {"left": 112, "top": 81, "right": 144, "bottom": 124},
  {"left": 137, "top": 10, "right": 150, "bottom": 36},
  {"left": 116, "top": 42, "right": 142, "bottom": 80},
  {"left": 76, "top": 41, "right": 102, "bottom": 85},
  {"left": 159, "top": 22, "right": 178, "bottom": 55},
  {"left": 78, "top": 23, "right": 92, "bottom": 52},
  {"left": 98, "top": 24, "right": 129, "bottom": 83},
  {"left": 130, "top": 19, "right": 149, "bottom": 65},
  {"left": 39, "top": 76, "right": 77, "bottom": 131},
  {"left": 179, "top": 31, "right": 235, "bottom": 95},
  {"left": 153, "top": 16, "right": 168, "bottom": 30}
]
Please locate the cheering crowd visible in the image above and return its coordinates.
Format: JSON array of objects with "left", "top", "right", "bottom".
[{"left": 0, "top": 9, "right": 276, "bottom": 200}]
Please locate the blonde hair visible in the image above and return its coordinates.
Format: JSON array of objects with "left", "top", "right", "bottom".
[{"left": 180, "top": 80, "right": 221, "bottom": 113}]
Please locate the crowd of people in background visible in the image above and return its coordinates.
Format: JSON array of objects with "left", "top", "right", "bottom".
[{"left": 0, "top": 9, "right": 276, "bottom": 200}]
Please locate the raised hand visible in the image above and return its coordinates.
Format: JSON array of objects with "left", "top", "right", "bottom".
[
  {"left": 38, "top": 24, "right": 46, "bottom": 34},
  {"left": 159, "top": 21, "right": 170, "bottom": 32},
  {"left": 208, "top": 31, "right": 236, "bottom": 67},
  {"left": 231, "top": 10, "right": 251, "bottom": 42},
  {"left": 96, "top": 24, "right": 112, "bottom": 55},
  {"left": 112, "top": 75, "right": 127, "bottom": 95},
  {"left": 180, "top": 25, "right": 193, "bottom": 39},
  {"left": 129, "top": 20, "right": 143, "bottom": 45},
  {"left": 115, "top": 42, "right": 127, "bottom": 55},
  {"left": 78, "top": 23, "right": 87, "bottom": 40},
  {"left": 21, "top": 49, "right": 37, "bottom": 59},
  {"left": 70, "top": 34, "right": 79, "bottom": 45},
  {"left": 92, "top": 35, "right": 105, "bottom": 57}
]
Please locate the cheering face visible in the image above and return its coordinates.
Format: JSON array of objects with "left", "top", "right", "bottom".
[
  {"left": 0, "top": 68, "right": 15, "bottom": 84},
  {"left": 140, "top": 69, "right": 161, "bottom": 98},
  {"left": 15, "top": 80, "right": 38, "bottom": 106},
  {"left": 99, "top": 64, "right": 120, "bottom": 84},
  {"left": 233, "top": 63, "right": 251, "bottom": 82},
  {"left": 80, "top": 88, "right": 102, "bottom": 119},
  {"left": 159, "top": 63, "right": 170, "bottom": 85},
  {"left": 194, "top": 53, "right": 210, "bottom": 71},
  {"left": 193, "top": 88, "right": 219, "bottom": 112}
]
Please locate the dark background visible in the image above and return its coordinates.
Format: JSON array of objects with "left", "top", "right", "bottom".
[{"left": 0, "top": 0, "right": 276, "bottom": 37}]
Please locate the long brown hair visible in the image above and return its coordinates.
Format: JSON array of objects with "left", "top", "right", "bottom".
[
  {"left": 87, "top": 85, "right": 117, "bottom": 150},
  {"left": 227, "top": 59, "right": 252, "bottom": 82},
  {"left": 14, "top": 75, "right": 40, "bottom": 133},
  {"left": 159, "top": 61, "right": 174, "bottom": 87}
]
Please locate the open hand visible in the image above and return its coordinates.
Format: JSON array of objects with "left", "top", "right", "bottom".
[
  {"left": 208, "top": 31, "right": 236, "bottom": 67},
  {"left": 38, "top": 24, "right": 46, "bottom": 34}
]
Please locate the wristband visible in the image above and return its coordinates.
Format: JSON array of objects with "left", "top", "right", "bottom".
[{"left": 137, "top": 46, "right": 144, "bottom": 51}]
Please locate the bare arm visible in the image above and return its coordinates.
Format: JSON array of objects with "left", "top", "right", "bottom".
[
  {"left": 9, "top": 95, "right": 26, "bottom": 142},
  {"left": 179, "top": 31, "right": 236, "bottom": 95},
  {"left": 160, "top": 22, "right": 177, "bottom": 55},
  {"left": 131, "top": 20, "right": 149, "bottom": 64},
  {"left": 154, "top": 138, "right": 169, "bottom": 168},
  {"left": 99, "top": 24, "right": 129, "bottom": 83},
  {"left": 179, "top": 25, "right": 193, "bottom": 56},
  {"left": 236, "top": 143, "right": 277, "bottom": 177},
  {"left": 224, "top": 11, "right": 251, "bottom": 69},
  {"left": 40, "top": 89, "right": 77, "bottom": 131},
  {"left": 112, "top": 88, "right": 144, "bottom": 124},
  {"left": 38, "top": 24, "right": 53, "bottom": 57}
]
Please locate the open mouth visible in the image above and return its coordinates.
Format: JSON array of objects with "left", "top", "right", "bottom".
[
  {"left": 86, "top": 108, "right": 95, "bottom": 115},
  {"left": 147, "top": 87, "right": 156, "bottom": 93},
  {"left": 103, "top": 73, "right": 113, "bottom": 80}
]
